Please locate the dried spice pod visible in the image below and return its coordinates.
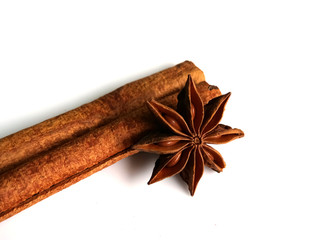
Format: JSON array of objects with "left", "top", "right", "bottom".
[
  {"left": 0, "top": 61, "right": 205, "bottom": 174},
  {"left": 133, "top": 76, "right": 244, "bottom": 196},
  {"left": 0, "top": 81, "right": 221, "bottom": 222}
]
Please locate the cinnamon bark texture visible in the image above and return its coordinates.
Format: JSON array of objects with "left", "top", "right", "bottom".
[
  {"left": 0, "top": 81, "right": 221, "bottom": 222},
  {"left": 0, "top": 61, "right": 205, "bottom": 174}
]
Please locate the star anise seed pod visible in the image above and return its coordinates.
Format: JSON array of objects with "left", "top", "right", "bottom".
[{"left": 133, "top": 75, "right": 244, "bottom": 195}]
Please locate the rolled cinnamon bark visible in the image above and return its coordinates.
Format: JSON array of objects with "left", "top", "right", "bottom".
[
  {"left": 0, "top": 82, "right": 221, "bottom": 222},
  {"left": 0, "top": 61, "right": 205, "bottom": 174}
]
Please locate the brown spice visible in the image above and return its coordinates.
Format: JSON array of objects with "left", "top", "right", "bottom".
[
  {"left": 133, "top": 76, "right": 244, "bottom": 196},
  {"left": 0, "top": 61, "right": 205, "bottom": 174},
  {"left": 0, "top": 81, "right": 220, "bottom": 222}
]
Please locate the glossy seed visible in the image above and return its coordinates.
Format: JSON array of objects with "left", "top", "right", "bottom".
[
  {"left": 166, "top": 152, "right": 182, "bottom": 167},
  {"left": 157, "top": 140, "right": 179, "bottom": 147},
  {"left": 204, "top": 149, "right": 214, "bottom": 162},
  {"left": 164, "top": 114, "right": 182, "bottom": 131},
  {"left": 190, "top": 103, "right": 195, "bottom": 120}
]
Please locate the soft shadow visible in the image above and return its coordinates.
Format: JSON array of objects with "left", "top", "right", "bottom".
[
  {"left": 0, "top": 63, "right": 174, "bottom": 138},
  {"left": 124, "top": 152, "right": 157, "bottom": 182}
]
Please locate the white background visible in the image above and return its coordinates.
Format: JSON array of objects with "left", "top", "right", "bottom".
[{"left": 0, "top": 1, "right": 319, "bottom": 239}]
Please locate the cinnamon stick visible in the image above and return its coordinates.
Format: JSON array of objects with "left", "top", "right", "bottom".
[
  {"left": 0, "top": 61, "right": 205, "bottom": 174},
  {"left": 0, "top": 82, "right": 221, "bottom": 222}
]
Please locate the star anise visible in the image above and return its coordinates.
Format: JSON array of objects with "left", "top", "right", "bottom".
[{"left": 133, "top": 75, "right": 244, "bottom": 195}]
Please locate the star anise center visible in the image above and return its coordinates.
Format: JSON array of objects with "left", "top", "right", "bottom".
[{"left": 192, "top": 136, "right": 202, "bottom": 145}]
